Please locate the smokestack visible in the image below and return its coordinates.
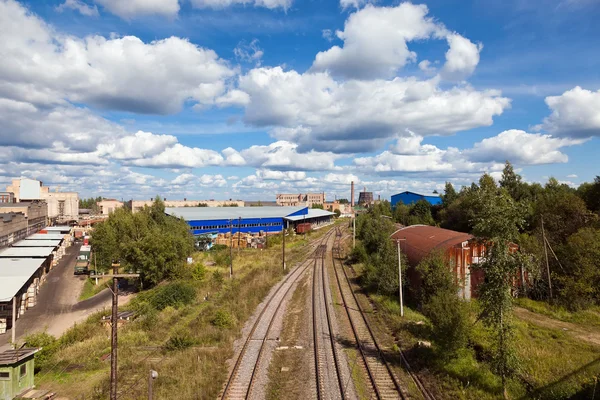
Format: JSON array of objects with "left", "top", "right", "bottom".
[
  {"left": 378, "top": 194, "right": 381, "bottom": 201},
  {"left": 351, "top": 181, "right": 355, "bottom": 207}
]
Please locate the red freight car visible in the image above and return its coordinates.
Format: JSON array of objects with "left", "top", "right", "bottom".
[{"left": 296, "top": 223, "right": 312, "bottom": 234}]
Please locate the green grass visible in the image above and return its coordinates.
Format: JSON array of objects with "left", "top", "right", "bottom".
[
  {"left": 78, "top": 277, "right": 110, "bottom": 301},
  {"left": 31, "top": 224, "right": 335, "bottom": 400},
  {"left": 515, "top": 298, "right": 600, "bottom": 328}
]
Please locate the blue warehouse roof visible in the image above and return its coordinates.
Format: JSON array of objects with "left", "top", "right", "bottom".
[
  {"left": 165, "top": 206, "right": 308, "bottom": 221},
  {"left": 391, "top": 191, "right": 443, "bottom": 206},
  {"left": 285, "top": 208, "right": 334, "bottom": 221}
]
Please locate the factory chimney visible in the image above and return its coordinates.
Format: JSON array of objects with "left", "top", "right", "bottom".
[{"left": 351, "top": 181, "right": 355, "bottom": 208}]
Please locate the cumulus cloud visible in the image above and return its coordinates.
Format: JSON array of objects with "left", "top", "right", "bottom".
[
  {"left": 94, "top": 0, "right": 179, "bottom": 18},
  {"left": 418, "top": 60, "right": 436, "bottom": 74},
  {"left": 97, "top": 131, "right": 178, "bottom": 160},
  {"left": 536, "top": 86, "right": 600, "bottom": 138},
  {"left": 440, "top": 33, "right": 483, "bottom": 81},
  {"left": 354, "top": 130, "right": 585, "bottom": 177},
  {"left": 339, "top": 0, "right": 371, "bottom": 9},
  {"left": 256, "top": 169, "right": 307, "bottom": 181},
  {"left": 239, "top": 140, "right": 341, "bottom": 170},
  {"left": 322, "top": 173, "right": 360, "bottom": 185},
  {"left": 0, "top": 1, "right": 234, "bottom": 115},
  {"left": 190, "top": 0, "right": 292, "bottom": 10},
  {"left": 56, "top": 0, "right": 99, "bottom": 16},
  {"left": 234, "top": 39, "right": 264, "bottom": 66},
  {"left": 235, "top": 67, "right": 510, "bottom": 153}
]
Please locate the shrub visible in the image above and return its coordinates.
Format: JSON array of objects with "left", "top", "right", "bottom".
[
  {"left": 192, "top": 264, "right": 207, "bottom": 282},
  {"left": 165, "top": 333, "right": 196, "bottom": 351},
  {"left": 212, "top": 270, "right": 224, "bottom": 285},
  {"left": 214, "top": 250, "right": 231, "bottom": 267},
  {"left": 148, "top": 282, "right": 196, "bottom": 311},
  {"left": 24, "top": 332, "right": 59, "bottom": 370},
  {"left": 423, "top": 292, "right": 471, "bottom": 359},
  {"left": 211, "top": 310, "right": 235, "bottom": 329}
]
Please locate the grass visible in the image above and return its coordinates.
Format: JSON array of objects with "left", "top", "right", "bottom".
[
  {"left": 30, "top": 224, "right": 337, "bottom": 400},
  {"left": 79, "top": 277, "right": 111, "bottom": 301},
  {"left": 351, "top": 264, "right": 600, "bottom": 399},
  {"left": 515, "top": 298, "right": 600, "bottom": 329}
]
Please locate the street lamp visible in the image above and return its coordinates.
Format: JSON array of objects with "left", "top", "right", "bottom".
[
  {"left": 396, "top": 238, "right": 406, "bottom": 317},
  {"left": 148, "top": 370, "right": 158, "bottom": 400}
]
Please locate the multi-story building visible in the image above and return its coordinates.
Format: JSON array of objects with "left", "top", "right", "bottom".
[
  {"left": 0, "top": 192, "right": 15, "bottom": 204},
  {"left": 0, "top": 202, "right": 48, "bottom": 247},
  {"left": 276, "top": 193, "right": 325, "bottom": 208},
  {"left": 97, "top": 199, "right": 124, "bottom": 215},
  {"left": 6, "top": 179, "right": 78, "bottom": 221},
  {"left": 129, "top": 199, "right": 245, "bottom": 213}
]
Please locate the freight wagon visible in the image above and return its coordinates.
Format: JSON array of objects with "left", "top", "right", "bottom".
[{"left": 296, "top": 222, "right": 312, "bottom": 234}]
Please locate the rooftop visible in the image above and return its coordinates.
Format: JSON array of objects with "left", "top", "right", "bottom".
[
  {"left": 285, "top": 208, "right": 335, "bottom": 221},
  {"left": 0, "top": 258, "right": 45, "bottom": 302},
  {"left": 393, "top": 191, "right": 442, "bottom": 198},
  {"left": 43, "top": 226, "right": 71, "bottom": 231},
  {"left": 12, "top": 239, "right": 62, "bottom": 248},
  {"left": 0, "top": 247, "right": 54, "bottom": 258},
  {"left": 0, "top": 348, "right": 40, "bottom": 365},
  {"left": 391, "top": 225, "right": 473, "bottom": 266},
  {"left": 165, "top": 206, "right": 308, "bottom": 221},
  {"left": 26, "top": 233, "right": 65, "bottom": 240}
]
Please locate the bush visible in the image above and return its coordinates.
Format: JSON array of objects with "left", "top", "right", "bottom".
[
  {"left": 214, "top": 250, "right": 231, "bottom": 267},
  {"left": 349, "top": 242, "right": 368, "bottom": 264},
  {"left": 165, "top": 332, "right": 196, "bottom": 351},
  {"left": 210, "top": 244, "right": 228, "bottom": 252},
  {"left": 192, "top": 264, "right": 207, "bottom": 282},
  {"left": 211, "top": 310, "right": 235, "bottom": 329},
  {"left": 148, "top": 282, "right": 196, "bottom": 310},
  {"left": 423, "top": 292, "right": 471, "bottom": 359},
  {"left": 24, "top": 332, "right": 59, "bottom": 370}
]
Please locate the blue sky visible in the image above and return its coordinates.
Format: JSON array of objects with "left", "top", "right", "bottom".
[{"left": 1, "top": 0, "right": 599, "bottom": 201}]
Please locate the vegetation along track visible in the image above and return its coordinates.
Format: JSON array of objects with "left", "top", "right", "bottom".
[
  {"left": 312, "top": 229, "right": 346, "bottom": 400},
  {"left": 331, "top": 226, "right": 436, "bottom": 400},
  {"left": 221, "top": 228, "right": 336, "bottom": 400}
]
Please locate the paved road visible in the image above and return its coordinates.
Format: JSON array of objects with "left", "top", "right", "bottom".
[{"left": 0, "top": 242, "right": 114, "bottom": 350}]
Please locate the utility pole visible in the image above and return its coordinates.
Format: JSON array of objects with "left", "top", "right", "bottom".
[
  {"left": 541, "top": 217, "right": 553, "bottom": 299},
  {"left": 11, "top": 296, "right": 16, "bottom": 349},
  {"left": 108, "top": 261, "right": 139, "bottom": 400},
  {"left": 237, "top": 216, "right": 241, "bottom": 253},
  {"left": 282, "top": 221, "right": 286, "bottom": 271},
  {"left": 396, "top": 239, "right": 406, "bottom": 317},
  {"left": 110, "top": 260, "right": 119, "bottom": 400},
  {"left": 229, "top": 220, "right": 233, "bottom": 279},
  {"left": 148, "top": 370, "right": 158, "bottom": 400},
  {"left": 353, "top": 214, "right": 356, "bottom": 249}
]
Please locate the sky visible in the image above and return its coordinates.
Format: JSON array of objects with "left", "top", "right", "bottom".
[{"left": 1, "top": 0, "right": 599, "bottom": 202}]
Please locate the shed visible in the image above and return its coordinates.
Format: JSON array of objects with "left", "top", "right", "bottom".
[
  {"left": 391, "top": 225, "right": 485, "bottom": 300},
  {"left": 285, "top": 208, "right": 335, "bottom": 232},
  {"left": 39, "top": 226, "right": 71, "bottom": 234},
  {"left": 391, "top": 191, "right": 442, "bottom": 207},
  {"left": 11, "top": 240, "right": 61, "bottom": 248},
  {"left": 0, "top": 248, "right": 54, "bottom": 259},
  {"left": 24, "top": 234, "right": 65, "bottom": 241},
  {"left": 0, "top": 348, "right": 39, "bottom": 400}
]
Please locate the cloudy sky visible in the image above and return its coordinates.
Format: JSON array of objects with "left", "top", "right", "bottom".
[{"left": 1, "top": 0, "right": 599, "bottom": 201}]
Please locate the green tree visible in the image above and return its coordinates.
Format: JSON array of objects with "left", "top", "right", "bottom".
[
  {"left": 499, "top": 161, "right": 526, "bottom": 201},
  {"left": 333, "top": 209, "right": 341, "bottom": 218},
  {"left": 409, "top": 199, "right": 434, "bottom": 225},
  {"left": 338, "top": 198, "right": 349, "bottom": 204},
  {"left": 311, "top": 203, "right": 324, "bottom": 209},
  {"left": 393, "top": 203, "right": 410, "bottom": 225},
  {"left": 197, "top": 203, "right": 208, "bottom": 207},
  {"left": 472, "top": 185, "right": 527, "bottom": 398},
  {"left": 441, "top": 182, "right": 458, "bottom": 207},
  {"left": 577, "top": 176, "right": 600, "bottom": 214}
]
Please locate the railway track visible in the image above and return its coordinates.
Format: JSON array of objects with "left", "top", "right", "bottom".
[
  {"left": 312, "top": 230, "right": 345, "bottom": 400},
  {"left": 331, "top": 226, "right": 436, "bottom": 400},
  {"left": 221, "top": 228, "right": 335, "bottom": 400}
]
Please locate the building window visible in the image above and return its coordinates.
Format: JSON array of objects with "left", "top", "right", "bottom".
[
  {"left": 0, "top": 371, "right": 9, "bottom": 379},
  {"left": 58, "top": 200, "right": 65, "bottom": 216},
  {"left": 19, "top": 364, "right": 26, "bottom": 378}
]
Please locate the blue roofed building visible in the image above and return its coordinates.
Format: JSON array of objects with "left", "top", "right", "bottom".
[
  {"left": 165, "top": 206, "right": 311, "bottom": 236},
  {"left": 391, "top": 191, "right": 443, "bottom": 207}
]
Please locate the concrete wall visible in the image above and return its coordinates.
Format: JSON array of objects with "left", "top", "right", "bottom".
[
  {"left": 0, "top": 213, "right": 27, "bottom": 247},
  {"left": 0, "top": 203, "right": 47, "bottom": 237},
  {"left": 97, "top": 200, "right": 124, "bottom": 215},
  {"left": 41, "top": 191, "right": 79, "bottom": 219}
]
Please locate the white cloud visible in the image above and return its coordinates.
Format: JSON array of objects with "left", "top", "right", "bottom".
[
  {"left": 339, "top": 0, "right": 370, "bottom": 9},
  {"left": 94, "top": 0, "right": 179, "bottom": 18},
  {"left": 322, "top": 173, "right": 360, "bottom": 185},
  {"left": 418, "top": 60, "right": 436, "bottom": 74},
  {"left": 190, "top": 0, "right": 292, "bottom": 10},
  {"left": 354, "top": 130, "right": 586, "bottom": 177},
  {"left": 537, "top": 86, "right": 600, "bottom": 138},
  {"left": 256, "top": 169, "right": 307, "bottom": 181},
  {"left": 97, "top": 131, "right": 178, "bottom": 160},
  {"left": 234, "top": 39, "right": 264, "bottom": 66},
  {"left": 0, "top": 1, "right": 234, "bottom": 115},
  {"left": 56, "top": 0, "right": 99, "bottom": 16},
  {"left": 235, "top": 67, "right": 510, "bottom": 153},
  {"left": 322, "top": 29, "right": 334, "bottom": 42},
  {"left": 222, "top": 147, "right": 247, "bottom": 166},
  {"left": 125, "top": 144, "right": 224, "bottom": 168},
  {"left": 239, "top": 140, "right": 341, "bottom": 170},
  {"left": 465, "top": 129, "right": 587, "bottom": 164},
  {"left": 567, "top": 174, "right": 578, "bottom": 178},
  {"left": 440, "top": 33, "right": 483, "bottom": 81},
  {"left": 172, "top": 173, "right": 196, "bottom": 185},
  {"left": 311, "top": 3, "right": 444, "bottom": 80}
]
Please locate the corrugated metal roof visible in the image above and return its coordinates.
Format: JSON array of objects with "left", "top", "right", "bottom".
[
  {"left": 26, "top": 233, "right": 65, "bottom": 240},
  {"left": 165, "top": 206, "right": 307, "bottom": 221},
  {"left": 12, "top": 239, "right": 61, "bottom": 248},
  {"left": 0, "top": 258, "right": 44, "bottom": 302},
  {"left": 391, "top": 225, "right": 473, "bottom": 266},
  {"left": 285, "top": 208, "right": 335, "bottom": 221},
  {"left": 0, "top": 247, "right": 54, "bottom": 258},
  {"left": 43, "top": 226, "right": 71, "bottom": 231}
]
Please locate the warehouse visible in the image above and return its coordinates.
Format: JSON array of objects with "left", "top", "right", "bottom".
[
  {"left": 25, "top": 233, "right": 65, "bottom": 241},
  {"left": 391, "top": 191, "right": 442, "bottom": 207},
  {"left": 165, "top": 206, "right": 311, "bottom": 235},
  {"left": 0, "top": 258, "right": 47, "bottom": 335},
  {"left": 285, "top": 208, "right": 335, "bottom": 231},
  {"left": 11, "top": 239, "right": 62, "bottom": 248},
  {"left": 391, "top": 225, "right": 524, "bottom": 300}
]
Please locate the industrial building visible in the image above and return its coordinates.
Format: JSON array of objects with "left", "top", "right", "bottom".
[
  {"left": 391, "top": 191, "right": 442, "bottom": 207},
  {"left": 276, "top": 193, "right": 325, "bottom": 207},
  {"left": 0, "top": 202, "right": 48, "bottom": 248},
  {"left": 358, "top": 187, "right": 374, "bottom": 206},
  {"left": 165, "top": 206, "right": 334, "bottom": 236},
  {"left": 391, "top": 225, "right": 523, "bottom": 300},
  {"left": 6, "top": 179, "right": 78, "bottom": 222},
  {"left": 97, "top": 199, "right": 124, "bottom": 215}
]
